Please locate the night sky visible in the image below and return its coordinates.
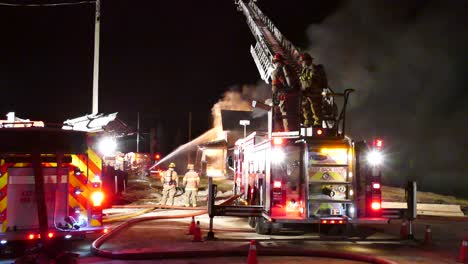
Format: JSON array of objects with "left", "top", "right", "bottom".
[
  {"left": 0, "top": 0, "right": 340, "bottom": 151},
  {"left": 1, "top": 0, "right": 467, "bottom": 196}
]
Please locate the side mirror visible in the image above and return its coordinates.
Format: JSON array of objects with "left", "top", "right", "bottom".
[{"left": 227, "top": 156, "right": 234, "bottom": 168}]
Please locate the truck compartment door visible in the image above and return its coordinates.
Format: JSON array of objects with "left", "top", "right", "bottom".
[{"left": 7, "top": 167, "right": 68, "bottom": 230}]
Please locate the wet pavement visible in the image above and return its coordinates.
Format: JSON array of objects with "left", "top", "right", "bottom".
[
  {"left": 1, "top": 209, "right": 465, "bottom": 263},
  {"left": 88, "top": 211, "right": 465, "bottom": 263}
]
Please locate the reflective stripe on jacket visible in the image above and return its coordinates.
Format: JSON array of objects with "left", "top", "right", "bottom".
[
  {"left": 271, "top": 65, "right": 292, "bottom": 89},
  {"left": 162, "top": 169, "right": 178, "bottom": 186},
  {"left": 183, "top": 170, "right": 200, "bottom": 191},
  {"left": 300, "top": 65, "right": 314, "bottom": 90}
]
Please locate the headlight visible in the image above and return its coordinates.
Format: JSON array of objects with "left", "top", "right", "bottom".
[
  {"left": 367, "top": 150, "right": 383, "bottom": 166},
  {"left": 271, "top": 148, "right": 285, "bottom": 163}
]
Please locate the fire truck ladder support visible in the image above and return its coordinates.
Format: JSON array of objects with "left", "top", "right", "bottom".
[{"left": 206, "top": 179, "right": 263, "bottom": 240}]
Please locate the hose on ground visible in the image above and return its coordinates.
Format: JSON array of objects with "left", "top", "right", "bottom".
[{"left": 92, "top": 194, "right": 397, "bottom": 264}]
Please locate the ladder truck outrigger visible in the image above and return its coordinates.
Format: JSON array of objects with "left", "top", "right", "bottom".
[{"left": 206, "top": 1, "right": 388, "bottom": 235}]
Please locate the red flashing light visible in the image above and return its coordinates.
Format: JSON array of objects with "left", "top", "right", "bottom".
[
  {"left": 372, "top": 183, "right": 381, "bottom": 189},
  {"left": 103, "top": 228, "right": 109, "bottom": 234},
  {"left": 371, "top": 201, "right": 381, "bottom": 210},
  {"left": 273, "top": 181, "right": 282, "bottom": 189},
  {"left": 316, "top": 129, "right": 323, "bottom": 135},
  {"left": 273, "top": 137, "right": 284, "bottom": 145},
  {"left": 91, "top": 191, "right": 105, "bottom": 207},
  {"left": 373, "top": 139, "right": 384, "bottom": 148},
  {"left": 339, "top": 220, "right": 344, "bottom": 224},
  {"left": 28, "top": 234, "right": 35, "bottom": 240},
  {"left": 155, "top": 154, "right": 161, "bottom": 160},
  {"left": 47, "top": 232, "right": 54, "bottom": 239},
  {"left": 330, "top": 220, "right": 336, "bottom": 224},
  {"left": 321, "top": 220, "right": 328, "bottom": 224}
]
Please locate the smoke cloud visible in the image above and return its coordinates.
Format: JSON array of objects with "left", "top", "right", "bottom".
[
  {"left": 306, "top": 0, "right": 468, "bottom": 196},
  {"left": 211, "top": 89, "right": 253, "bottom": 129}
]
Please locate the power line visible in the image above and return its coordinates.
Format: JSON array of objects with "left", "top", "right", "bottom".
[{"left": 0, "top": 0, "right": 95, "bottom": 7}]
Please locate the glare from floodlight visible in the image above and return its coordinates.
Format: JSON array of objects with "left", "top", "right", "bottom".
[{"left": 98, "top": 137, "right": 117, "bottom": 156}]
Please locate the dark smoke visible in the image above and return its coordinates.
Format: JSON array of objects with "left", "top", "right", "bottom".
[{"left": 306, "top": 0, "right": 468, "bottom": 197}]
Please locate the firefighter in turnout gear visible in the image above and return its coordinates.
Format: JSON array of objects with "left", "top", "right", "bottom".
[
  {"left": 299, "top": 53, "right": 328, "bottom": 127},
  {"left": 160, "top": 162, "right": 178, "bottom": 205},
  {"left": 271, "top": 53, "right": 294, "bottom": 131},
  {"left": 183, "top": 164, "right": 200, "bottom": 207}
]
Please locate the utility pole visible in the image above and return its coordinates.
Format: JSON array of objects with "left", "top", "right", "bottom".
[
  {"left": 92, "top": 0, "right": 101, "bottom": 114},
  {"left": 187, "top": 112, "right": 192, "bottom": 164},
  {"left": 136, "top": 112, "right": 140, "bottom": 152}
]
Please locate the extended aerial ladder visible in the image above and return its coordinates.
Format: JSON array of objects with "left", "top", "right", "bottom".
[
  {"left": 236, "top": 0, "right": 353, "bottom": 136},
  {"left": 236, "top": 0, "right": 302, "bottom": 85}
]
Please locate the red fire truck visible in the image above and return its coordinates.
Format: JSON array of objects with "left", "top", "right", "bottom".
[
  {"left": 0, "top": 120, "right": 106, "bottom": 247},
  {"left": 232, "top": 125, "right": 386, "bottom": 234}
]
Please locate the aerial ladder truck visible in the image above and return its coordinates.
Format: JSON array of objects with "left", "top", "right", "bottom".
[{"left": 206, "top": 1, "right": 388, "bottom": 235}]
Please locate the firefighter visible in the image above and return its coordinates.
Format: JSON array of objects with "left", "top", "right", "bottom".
[
  {"left": 271, "top": 53, "right": 293, "bottom": 131},
  {"left": 160, "top": 162, "right": 178, "bottom": 206},
  {"left": 183, "top": 164, "right": 200, "bottom": 207},
  {"left": 299, "top": 52, "right": 328, "bottom": 127}
]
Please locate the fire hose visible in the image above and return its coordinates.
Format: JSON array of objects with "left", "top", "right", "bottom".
[
  {"left": 92, "top": 194, "right": 398, "bottom": 264},
  {"left": 103, "top": 205, "right": 207, "bottom": 223}
]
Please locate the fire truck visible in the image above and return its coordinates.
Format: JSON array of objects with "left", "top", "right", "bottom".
[
  {"left": 232, "top": 131, "right": 386, "bottom": 234},
  {"left": 227, "top": 1, "right": 388, "bottom": 234},
  {"left": 0, "top": 117, "right": 106, "bottom": 246}
]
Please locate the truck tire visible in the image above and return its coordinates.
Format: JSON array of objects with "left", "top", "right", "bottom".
[
  {"left": 248, "top": 217, "right": 257, "bottom": 228},
  {"left": 270, "top": 222, "right": 282, "bottom": 235},
  {"left": 255, "top": 217, "right": 270, "bottom": 235}
]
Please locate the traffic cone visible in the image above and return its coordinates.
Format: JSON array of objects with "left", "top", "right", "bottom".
[
  {"left": 400, "top": 220, "right": 408, "bottom": 239},
  {"left": 187, "top": 216, "right": 196, "bottom": 235},
  {"left": 423, "top": 225, "right": 432, "bottom": 245},
  {"left": 247, "top": 240, "right": 258, "bottom": 264},
  {"left": 192, "top": 221, "right": 202, "bottom": 242},
  {"left": 458, "top": 237, "right": 468, "bottom": 263}
]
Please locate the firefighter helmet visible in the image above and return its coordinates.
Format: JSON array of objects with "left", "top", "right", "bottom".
[
  {"left": 300, "top": 53, "right": 313, "bottom": 62},
  {"left": 272, "top": 53, "right": 284, "bottom": 63},
  {"left": 169, "top": 162, "right": 176, "bottom": 168}
]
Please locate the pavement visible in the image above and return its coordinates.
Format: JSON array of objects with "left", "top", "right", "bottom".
[
  {"left": 86, "top": 210, "right": 466, "bottom": 263},
  {"left": 1, "top": 209, "right": 465, "bottom": 263}
]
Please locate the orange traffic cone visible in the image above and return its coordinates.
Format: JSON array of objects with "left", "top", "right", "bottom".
[
  {"left": 247, "top": 240, "right": 258, "bottom": 264},
  {"left": 458, "top": 237, "right": 468, "bottom": 263},
  {"left": 187, "top": 216, "right": 196, "bottom": 235},
  {"left": 400, "top": 220, "right": 408, "bottom": 239},
  {"left": 423, "top": 225, "right": 432, "bottom": 245},
  {"left": 192, "top": 221, "right": 202, "bottom": 242}
]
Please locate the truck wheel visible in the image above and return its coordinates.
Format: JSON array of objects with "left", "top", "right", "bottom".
[
  {"left": 270, "top": 222, "right": 282, "bottom": 235},
  {"left": 248, "top": 217, "right": 257, "bottom": 228},
  {"left": 255, "top": 217, "right": 270, "bottom": 235}
]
